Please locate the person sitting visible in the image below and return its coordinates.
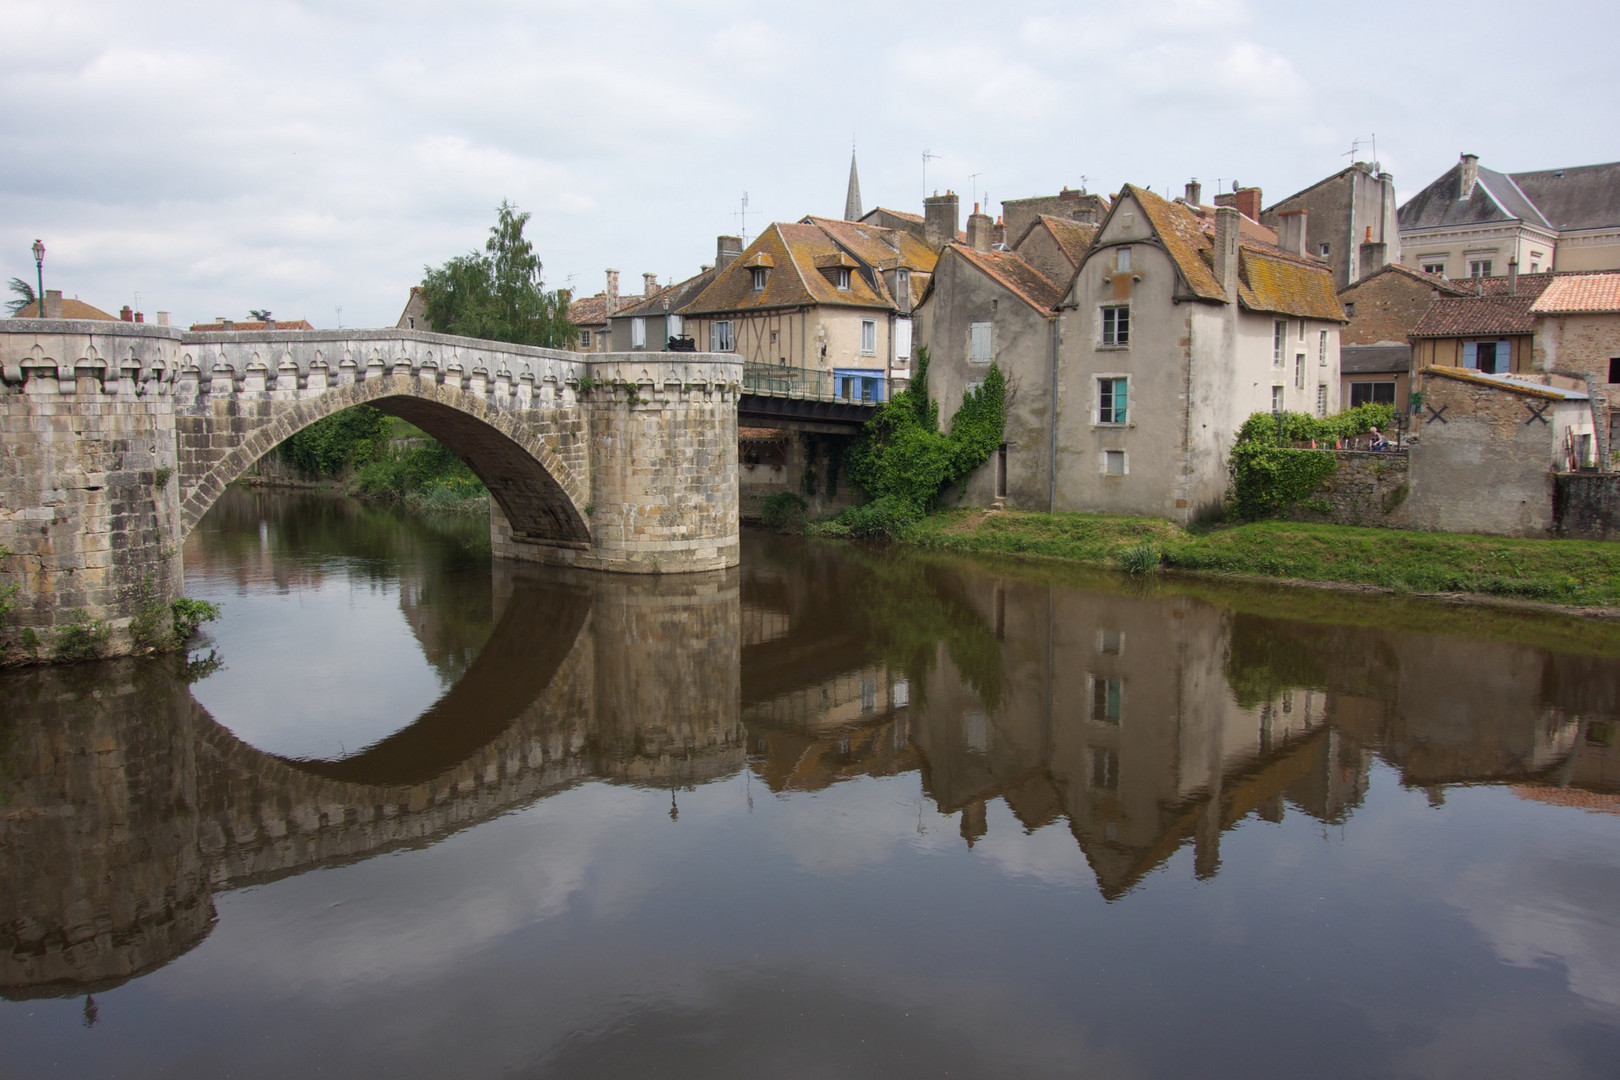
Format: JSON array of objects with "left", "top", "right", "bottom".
[{"left": 1368, "top": 426, "right": 1389, "bottom": 451}]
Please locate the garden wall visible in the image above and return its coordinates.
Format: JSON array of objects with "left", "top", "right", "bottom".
[{"left": 1288, "top": 450, "right": 1412, "bottom": 528}]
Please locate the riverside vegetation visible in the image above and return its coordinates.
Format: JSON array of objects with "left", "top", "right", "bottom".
[
  {"left": 787, "top": 386, "right": 1620, "bottom": 612},
  {"left": 272, "top": 405, "right": 490, "bottom": 515}
]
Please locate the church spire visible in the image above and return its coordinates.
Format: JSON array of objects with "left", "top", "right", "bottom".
[{"left": 844, "top": 147, "right": 862, "bottom": 222}]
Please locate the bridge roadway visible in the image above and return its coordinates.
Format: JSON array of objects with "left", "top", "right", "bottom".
[{"left": 0, "top": 319, "right": 741, "bottom": 659}]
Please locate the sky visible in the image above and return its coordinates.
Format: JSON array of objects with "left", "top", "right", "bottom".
[{"left": 2, "top": 0, "right": 1616, "bottom": 329}]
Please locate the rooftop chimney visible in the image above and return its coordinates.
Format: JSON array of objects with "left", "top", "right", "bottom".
[
  {"left": 924, "top": 191, "right": 960, "bottom": 249},
  {"left": 1214, "top": 185, "right": 1262, "bottom": 222},
  {"left": 263, "top": 316, "right": 275, "bottom": 330},
  {"left": 156, "top": 311, "right": 170, "bottom": 326},
  {"left": 966, "top": 203, "right": 994, "bottom": 252},
  {"left": 134, "top": 311, "right": 144, "bottom": 324},
  {"left": 1213, "top": 206, "right": 1240, "bottom": 301},
  {"left": 1184, "top": 179, "right": 1203, "bottom": 206},
  {"left": 992, "top": 216, "right": 1006, "bottom": 248},
  {"left": 605, "top": 269, "right": 620, "bottom": 316},
  {"left": 1508, "top": 256, "right": 1518, "bottom": 295},
  {"left": 716, "top": 235, "right": 743, "bottom": 271},
  {"left": 44, "top": 290, "right": 63, "bottom": 318},
  {"left": 1277, "top": 209, "right": 1308, "bottom": 256},
  {"left": 120, "top": 305, "right": 133, "bottom": 322},
  {"left": 220, "top": 318, "right": 234, "bottom": 330},
  {"left": 643, "top": 272, "right": 659, "bottom": 298},
  {"left": 1459, "top": 153, "right": 1479, "bottom": 199}
]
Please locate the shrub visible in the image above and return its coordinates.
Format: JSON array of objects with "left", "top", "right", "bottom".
[
  {"left": 279, "top": 404, "right": 392, "bottom": 478},
  {"left": 170, "top": 598, "right": 221, "bottom": 642},
  {"left": 835, "top": 496, "right": 921, "bottom": 540},
  {"left": 760, "top": 492, "right": 808, "bottom": 533},
  {"left": 1117, "top": 541, "right": 1160, "bottom": 574},
  {"left": 1227, "top": 443, "right": 1339, "bottom": 521},
  {"left": 55, "top": 610, "right": 110, "bottom": 662}
]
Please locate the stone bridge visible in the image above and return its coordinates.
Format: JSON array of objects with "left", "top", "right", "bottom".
[{"left": 0, "top": 320, "right": 740, "bottom": 659}]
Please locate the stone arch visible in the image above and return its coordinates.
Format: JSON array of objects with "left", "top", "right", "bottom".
[{"left": 179, "top": 376, "right": 589, "bottom": 545}]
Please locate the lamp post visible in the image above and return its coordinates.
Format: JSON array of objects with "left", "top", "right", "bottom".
[{"left": 32, "top": 239, "right": 45, "bottom": 317}]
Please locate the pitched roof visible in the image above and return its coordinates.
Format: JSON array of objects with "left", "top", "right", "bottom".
[
  {"left": 616, "top": 265, "right": 721, "bottom": 318},
  {"left": 1409, "top": 294, "right": 1539, "bottom": 338},
  {"left": 10, "top": 297, "right": 119, "bottom": 320},
  {"left": 567, "top": 291, "right": 648, "bottom": 328},
  {"left": 1530, "top": 272, "right": 1620, "bottom": 314},
  {"left": 1507, "top": 162, "right": 1620, "bottom": 231},
  {"left": 943, "top": 244, "right": 1064, "bottom": 314},
  {"left": 1341, "top": 261, "right": 1474, "bottom": 298},
  {"left": 1120, "top": 185, "right": 1343, "bottom": 320},
  {"left": 1399, "top": 158, "right": 1620, "bottom": 234},
  {"left": 1424, "top": 365, "right": 1588, "bottom": 400},
  {"left": 1016, "top": 214, "right": 1099, "bottom": 266},
  {"left": 188, "top": 318, "right": 315, "bottom": 331},
  {"left": 1341, "top": 344, "right": 1411, "bottom": 374},
  {"left": 683, "top": 222, "right": 895, "bottom": 315},
  {"left": 801, "top": 215, "right": 940, "bottom": 274}
]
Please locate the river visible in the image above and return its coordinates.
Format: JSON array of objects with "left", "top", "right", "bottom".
[{"left": 2, "top": 488, "right": 1618, "bottom": 1078}]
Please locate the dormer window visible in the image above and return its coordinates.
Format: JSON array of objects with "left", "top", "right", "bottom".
[
  {"left": 836, "top": 268, "right": 851, "bottom": 290},
  {"left": 897, "top": 268, "right": 911, "bottom": 295},
  {"left": 751, "top": 267, "right": 768, "bottom": 291}
]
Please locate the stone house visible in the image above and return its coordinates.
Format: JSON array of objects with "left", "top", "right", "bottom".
[
  {"left": 1009, "top": 214, "right": 1098, "bottom": 292},
  {"left": 680, "top": 218, "right": 938, "bottom": 401},
  {"left": 566, "top": 269, "right": 662, "bottom": 352},
  {"left": 396, "top": 286, "right": 430, "bottom": 332},
  {"left": 605, "top": 237, "right": 738, "bottom": 352},
  {"left": 1339, "top": 262, "right": 1471, "bottom": 346},
  {"left": 1051, "top": 184, "right": 1346, "bottom": 522},
  {"left": 1407, "top": 272, "right": 1559, "bottom": 382},
  {"left": 1001, "top": 187, "right": 1110, "bottom": 248},
  {"left": 1530, "top": 271, "right": 1620, "bottom": 462},
  {"left": 917, "top": 205, "right": 1073, "bottom": 509},
  {"left": 1398, "top": 154, "right": 1620, "bottom": 278},
  {"left": 1260, "top": 161, "right": 1401, "bottom": 290},
  {"left": 1407, "top": 367, "right": 1594, "bottom": 535}
]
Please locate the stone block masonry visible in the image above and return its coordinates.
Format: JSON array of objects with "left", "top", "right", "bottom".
[
  {"left": 2, "top": 320, "right": 740, "bottom": 662},
  {"left": 1288, "top": 450, "right": 1412, "bottom": 528}
]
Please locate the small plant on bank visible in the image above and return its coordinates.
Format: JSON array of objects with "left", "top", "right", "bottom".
[
  {"left": 153, "top": 465, "right": 173, "bottom": 489},
  {"left": 760, "top": 492, "right": 809, "bottom": 534},
  {"left": 1118, "top": 541, "right": 1161, "bottom": 575},
  {"left": 55, "top": 609, "right": 110, "bottom": 662},
  {"left": 130, "top": 574, "right": 222, "bottom": 652},
  {"left": 170, "top": 598, "right": 221, "bottom": 642}
]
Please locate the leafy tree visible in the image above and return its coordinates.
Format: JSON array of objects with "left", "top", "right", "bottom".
[
  {"left": 419, "top": 201, "right": 575, "bottom": 348},
  {"left": 6, "top": 277, "right": 38, "bottom": 316},
  {"left": 248, "top": 308, "right": 272, "bottom": 321}
]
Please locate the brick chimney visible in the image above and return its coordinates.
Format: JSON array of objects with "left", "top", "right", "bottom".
[
  {"left": 1184, "top": 179, "right": 1202, "bottom": 206},
  {"left": 716, "top": 235, "right": 743, "bottom": 271},
  {"left": 924, "top": 191, "right": 960, "bottom": 249},
  {"left": 1277, "top": 209, "right": 1308, "bottom": 256},
  {"left": 44, "top": 290, "right": 63, "bottom": 318},
  {"left": 966, "top": 203, "right": 994, "bottom": 252},
  {"left": 605, "top": 269, "right": 620, "bottom": 316},
  {"left": 992, "top": 216, "right": 1006, "bottom": 247},
  {"left": 1213, "top": 206, "right": 1240, "bottom": 301},
  {"left": 133, "top": 311, "right": 144, "bottom": 324},
  {"left": 1214, "top": 185, "right": 1262, "bottom": 222},
  {"left": 120, "top": 305, "right": 133, "bottom": 321},
  {"left": 1459, "top": 153, "right": 1479, "bottom": 200},
  {"left": 643, "top": 272, "right": 659, "bottom": 298},
  {"left": 1508, "top": 256, "right": 1518, "bottom": 295}
]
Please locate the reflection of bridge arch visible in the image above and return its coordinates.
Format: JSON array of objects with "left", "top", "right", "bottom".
[{"left": 180, "top": 377, "right": 590, "bottom": 548}]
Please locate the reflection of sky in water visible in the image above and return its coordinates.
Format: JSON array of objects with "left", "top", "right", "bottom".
[
  {"left": 184, "top": 556, "right": 456, "bottom": 761},
  {"left": 6, "top": 767, "right": 1618, "bottom": 1080}
]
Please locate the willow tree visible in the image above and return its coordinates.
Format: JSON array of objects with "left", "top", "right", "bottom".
[{"left": 420, "top": 201, "right": 575, "bottom": 348}]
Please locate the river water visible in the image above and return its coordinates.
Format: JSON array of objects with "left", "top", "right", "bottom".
[{"left": 3, "top": 489, "right": 1619, "bottom": 1078}]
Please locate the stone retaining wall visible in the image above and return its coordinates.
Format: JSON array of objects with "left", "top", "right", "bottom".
[
  {"left": 1288, "top": 450, "right": 1412, "bottom": 528},
  {"left": 1555, "top": 472, "right": 1620, "bottom": 540}
]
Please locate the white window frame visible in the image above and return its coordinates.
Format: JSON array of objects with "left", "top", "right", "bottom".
[
  {"left": 1318, "top": 329, "right": 1328, "bottom": 366},
  {"left": 893, "top": 317, "right": 912, "bottom": 366},
  {"left": 835, "top": 268, "right": 851, "bottom": 291},
  {"left": 1096, "top": 374, "right": 1129, "bottom": 426},
  {"left": 969, "top": 321, "right": 993, "bottom": 365},
  {"left": 1316, "top": 384, "right": 1327, "bottom": 417},
  {"left": 668, "top": 313, "right": 683, "bottom": 338},
  {"left": 1273, "top": 320, "right": 1286, "bottom": 365},
  {"left": 1101, "top": 449, "right": 1127, "bottom": 475},
  {"left": 1272, "top": 385, "right": 1285, "bottom": 413},
  {"left": 1295, "top": 353, "right": 1306, "bottom": 389},
  {"left": 1421, "top": 260, "right": 1446, "bottom": 277},
  {"left": 1101, "top": 304, "right": 1130, "bottom": 347},
  {"left": 712, "top": 320, "right": 735, "bottom": 352},
  {"left": 630, "top": 317, "right": 646, "bottom": 349},
  {"left": 751, "top": 267, "right": 768, "bottom": 292},
  {"left": 1318, "top": 242, "right": 1331, "bottom": 256},
  {"left": 1469, "top": 258, "right": 1493, "bottom": 278},
  {"left": 1117, "top": 246, "right": 1132, "bottom": 272},
  {"left": 579, "top": 330, "right": 592, "bottom": 349},
  {"left": 860, "top": 318, "right": 877, "bottom": 356}
]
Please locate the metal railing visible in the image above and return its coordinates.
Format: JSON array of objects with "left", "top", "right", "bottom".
[{"left": 742, "top": 363, "right": 841, "bottom": 401}]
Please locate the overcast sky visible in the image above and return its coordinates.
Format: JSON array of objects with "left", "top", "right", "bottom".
[{"left": 4, "top": 0, "right": 1615, "bottom": 329}]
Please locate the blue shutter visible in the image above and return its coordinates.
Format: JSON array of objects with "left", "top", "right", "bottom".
[{"left": 1463, "top": 342, "right": 1478, "bottom": 369}]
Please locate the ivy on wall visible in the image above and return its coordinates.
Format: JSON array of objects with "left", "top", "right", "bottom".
[{"left": 1227, "top": 403, "right": 1395, "bottom": 520}]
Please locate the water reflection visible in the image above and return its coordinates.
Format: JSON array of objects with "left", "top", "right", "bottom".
[{"left": 3, "top": 499, "right": 1619, "bottom": 1077}]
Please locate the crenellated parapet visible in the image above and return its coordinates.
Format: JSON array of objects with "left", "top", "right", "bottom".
[{"left": 1, "top": 320, "right": 741, "bottom": 662}]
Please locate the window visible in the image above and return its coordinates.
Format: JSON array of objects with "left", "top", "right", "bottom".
[
  {"left": 1102, "top": 449, "right": 1126, "bottom": 475},
  {"left": 1316, "top": 384, "right": 1328, "bottom": 417},
  {"left": 1298, "top": 319, "right": 1306, "bottom": 341},
  {"left": 1272, "top": 385, "right": 1285, "bottom": 413},
  {"left": 894, "top": 317, "right": 912, "bottom": 365},
  {"left": 1530, "top": 263, "right": 1540, "bottom": 273},
  {"left": 1469, "top": 259, "right": 1493, "bottom": 278},
  {"left": 1318, "top": 330, "right": 1328, "bottom": 366},
  {"left": 407, "top": 316, "right": 415, "bottom": 329},
  {"left": 1097, "top": 629, "right": 1124, "bottom": 654},
  {"left": 835, "top": 369, "right": 885, "bottom": 402},
  {"left": 835, "top": 268, "right": 851, "bottom": 290},
  {"left": 1117, "top": 246, "right": 1132, "bottom": 272},
  {"left": 579, "top": 330, "right": 592, "bottom": 349},
  {"left": 668, "top": 314, "right": 683, "bottom": 338},
  {"left": 1098, "top": 377, "right": 1128, "bottom": 424},
  {"left": 969, "top": 321, "right": 993, "bottom": 364},
  {"left": 1463, "top": 340, "right": 1506, "bottom": 374},
  {"left": 1273, "top": 320, "right": 1286, "bottom": 365},
  {"left": 1090, "top": 748, "right": 1119, "bottom": 790},
  {"left": 1295, "top": 353, "right": 1305, "bottom": 389},
  {"left": 1422, "top": 261, "right": 1446, "bottom": 276},
  {"left": 631, "top": 317, "right": 646, "bottom": 348},
  {"left": 1091, "top": 676, "right": 1122, "bottom": 723},
  {"left": 860, "top": 319, "right": 876, "bottom": 355},
  {"left": 1319, "top": 242, "right": 1331, "bottom": 256},
  {"left": 712, "top": 320, "right": 734, "bottom": 352},
  {"left": 1345, "top": 301, "right": 1356, "bottom": 317},
  {"left": 1102, "top": 305, "right": 1130, "bottom": 347},
  {"left": 1610, "top": 358, "right": 1620, "bottom": 384},
  {"left": 1350, "top": 381, "right": 1397, "bottom": 406},
  {"left": 751, "top": 267, "right": 768, "bottom": 291}
]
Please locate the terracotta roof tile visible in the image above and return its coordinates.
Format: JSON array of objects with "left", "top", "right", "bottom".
[
  {"left": 567, "top": 292, "right": 647, "bottom": 328},
  {"left": 944, "top": 244, "right": 1064, "bottom": 314},
  {"left": 616, "top": 267, "right": 720, "bottom": 318},
  {"left": 1237, "top": 249, "right": 1346, "bottom": 322},
  {"left": 1028, "top": 214, "right": 1099, "bottom": 266},
  {"left": 683, "top": 222, "right": 894, "bottom": 315},
  {"left": 1529, "top": 272, "right": 1620, "bottom": 314},
  {"left": 188, "top": 318, "right": 315, "bottom": 331},
  {"left": 1409, "top": 294, "right": 1539, "bottom": 338},
  {"left": 10, "top": 298, "right": 119, "bottom": 320},
  {"left": 1344, "top": 262, "right": 1475, "bottom": 297},
  {"left": 801, "top": 215, "right": 941, "bottom": 274}
]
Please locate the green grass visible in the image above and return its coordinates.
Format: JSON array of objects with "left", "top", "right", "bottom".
[{"left": 907, "top": 510, "right": 1620, "bottom": 610}]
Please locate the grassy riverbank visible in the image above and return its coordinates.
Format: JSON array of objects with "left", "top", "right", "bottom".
[{"left": 904, "top": 510, "right": 1620, "bottom": 611}]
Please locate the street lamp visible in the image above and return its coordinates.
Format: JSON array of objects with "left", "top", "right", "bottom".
[{"left": 31, "top": 239, "right": 45, "bottom": 317}]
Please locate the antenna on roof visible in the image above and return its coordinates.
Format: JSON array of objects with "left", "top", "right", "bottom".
[
  {"left": 922, "top": 149, "right": 941, "bottom": 200},
  {"left": 969, "top": 172, "right": 983, "bottom": 209},
  {"left": 735, "top": 191, "right": 751, "bottom": 246},
  {"left": 334, "top": 305, "right": 342, "bottom": 330},
  {"left": 1077, "top": 175, "right": 1091, "bottom": 194}
]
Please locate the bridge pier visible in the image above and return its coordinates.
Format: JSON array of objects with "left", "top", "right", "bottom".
[{"left": 1, "top": 321, "right": 738, "bottom": 663}]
